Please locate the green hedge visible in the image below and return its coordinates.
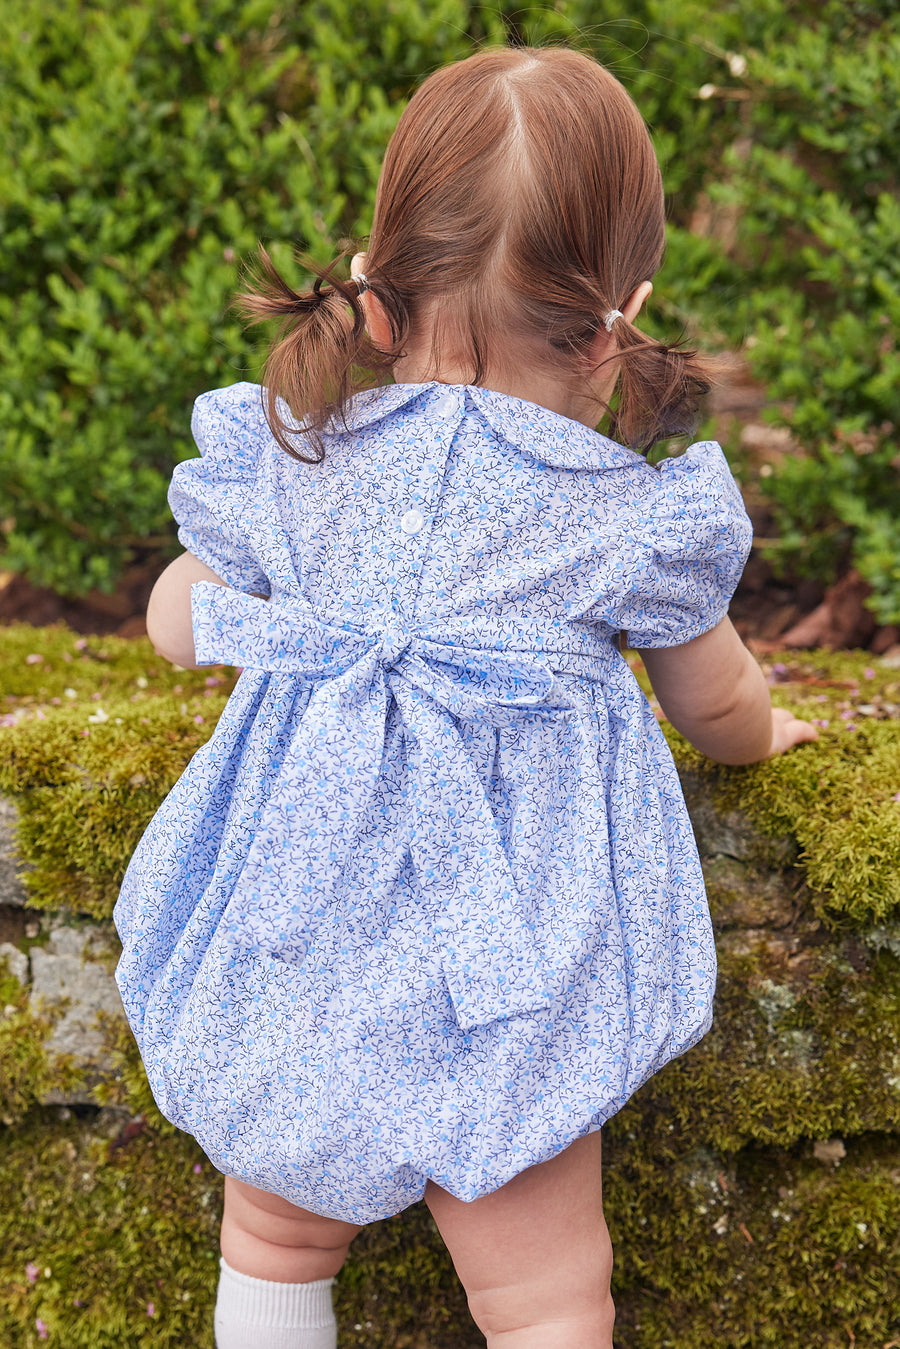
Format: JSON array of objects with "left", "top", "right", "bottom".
[
  {"left": 3, "top": 1, "right": 900, "bottom": 618},
  {"left": 0, "top": 0, "right": 789, "bottom": 593},
  {"left": 717, "top": 3, "right": 900, "bottom": 618}
]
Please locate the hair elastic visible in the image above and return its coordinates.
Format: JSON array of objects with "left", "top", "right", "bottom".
[
  {"left": 354, "top": 274, "right": 369, "bottom": 295},
  {"left": 603, "top": 309, "right": 624, "bottom": 332}
]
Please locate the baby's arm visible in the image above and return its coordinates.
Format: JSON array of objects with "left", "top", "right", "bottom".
[
  {"left": 146, "top": 550, "right": 230, "bottom": 669},
  {"left": 638, "top": 617, "right": 818, "bottom": 764}
]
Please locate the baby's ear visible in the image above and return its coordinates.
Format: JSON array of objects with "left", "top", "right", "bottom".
[
  {"left": 360, "top": 292, "right": 393, "bottom": 351},
  {"left": 349, "top": 253, "right": 392, "bottom": 348},
  {"left": 623, "top": 280, "right": 653, "bottom": 324}
]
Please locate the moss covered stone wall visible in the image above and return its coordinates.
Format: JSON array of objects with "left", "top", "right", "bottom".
[{"left": 0, "top": 623, "right": 898, "bottom": 1347}]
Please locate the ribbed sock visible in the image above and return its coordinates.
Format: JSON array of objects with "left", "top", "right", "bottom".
[{"left": 214, "top": 1257, "right": 337, "bottom": 1349}]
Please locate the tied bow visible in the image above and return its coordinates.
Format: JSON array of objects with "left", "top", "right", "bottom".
[{"left": 191, "top": 582, "right": 571, "bottom": 1030}]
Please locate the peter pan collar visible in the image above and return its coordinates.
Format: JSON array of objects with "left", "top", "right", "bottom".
[{"left": 340, "top": 382, "right": 647, "bottom": 473}]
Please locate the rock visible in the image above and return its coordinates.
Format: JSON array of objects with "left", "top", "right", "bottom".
[
  {"left": 0, "top": 940, "right": 28, "bottom": 986},
  {"left": 678, "top": 768, "right": 796, "bottom": 869},
  {"left": 813, "top": 1138, "right": 846, "bottom": 1165},
  {"left": 780, "top": 570, "right": 877, "bottom": 650},
  {"left": 29, "top": 923, "right": 125, "bottom": 1092},
  {"left": 704, "top": 855, "right": 796, "bottom": 930},
  {"left": 0, "top": 795, "right": 28, "bottom": 907}
]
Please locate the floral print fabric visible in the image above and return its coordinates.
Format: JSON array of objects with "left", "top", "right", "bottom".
[{"left": 114, "top": 381, "right": 752, "bottom": 1223}]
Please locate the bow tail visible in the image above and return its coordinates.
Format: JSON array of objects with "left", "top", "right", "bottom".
[
  {"left": 221, "top": 656, "right": 389, "bottom": 962},
  {"left": 392, "top": 679, "right": 554, "bottom": 1031}
]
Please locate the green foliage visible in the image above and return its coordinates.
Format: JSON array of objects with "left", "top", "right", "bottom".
[
  {"left": 0, "top": 0, "right": 814, "bottom": 599},
  {"left": 0, "top": 0, "right": 504, "bottom": 595},
  {"left": 4, "top": 0, "right": 900, "bottom": 615},
  {"left": 710, "top": 9, "right": 900, "bottom": 618}
]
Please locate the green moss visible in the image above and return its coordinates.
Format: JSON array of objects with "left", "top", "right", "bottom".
[
  {"left": 0, "top": 626, "right": 237, "bottom": 918},
  {"left": 0, "top": 624, "right": 230, "bottom": 704},
  {"left": 0, "top": 1109, "right": 221, "bottom": 1348},
  {"left": 621, "top": 943, "right": 900, "bottom": 1153},
  {"left": 605, "top": 1132, "right": 900, "bottom": 1348},
  {"left": 1, "top": 1106, "right": 896, "bottom": 1349},
  {"left": 337, "top": 1208, "right": 476, "bottom": 1349},
  {"left": 1, "top": 629, "right": 899, "bottom": 1345},
  {"left": 643, "top": 649, "right": 900, "bottom": 925}
]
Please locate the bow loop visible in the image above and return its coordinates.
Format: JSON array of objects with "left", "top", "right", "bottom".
[{"left": 190, "top": 581, "right": 570, "bottom": 1028}]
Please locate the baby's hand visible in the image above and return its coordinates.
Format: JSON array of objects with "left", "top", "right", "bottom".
[{"left": 767, "top": 706, "right": 819, "bottom": 757}]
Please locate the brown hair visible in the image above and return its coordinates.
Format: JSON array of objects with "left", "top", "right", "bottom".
[{"left": 240, "top": 46, "right": 713, "bottom": 462}]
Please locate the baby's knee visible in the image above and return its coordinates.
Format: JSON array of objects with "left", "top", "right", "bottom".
[
  {"left": 466, "top": 1237, "right": 615, "bottom": 1348},
  {"left": 221, "top": 1177, "right": 360, "bottom": 1282}
]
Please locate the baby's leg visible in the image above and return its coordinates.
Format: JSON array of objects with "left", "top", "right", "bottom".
[
  {"left": 221, "top": 1177, "right": 361, "bottom": 1281},
  {"left": 425, "top": 1131, "right": 614, "bottom": 1349},
  {"left": 216, "top": 1177, "right": 361, "bottom": 1349}
]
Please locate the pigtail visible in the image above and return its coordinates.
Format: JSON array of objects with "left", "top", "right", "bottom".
[
  {"left": 606, "top": 320, "right": 717, "bottom": 453},
  {"left": 237, "top": 247, "right": 396, "bottom": 463}
]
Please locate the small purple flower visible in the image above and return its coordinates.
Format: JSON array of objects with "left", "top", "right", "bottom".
[
  {"left": 193, "top": 1162, "right": 202, "bottom": 1174},
  {"left": 147, "top": 1303, "right": 156, "bottom": 1316},
  {"left": 26, "top": 1262, "right": 39, "bottom": 1283},
  {"left": 864, "top": 667, "right": 875, "bottom": 680},
  {"left": 841, "top": 709, "right": 855, "bottom": 720},
  {"left": 36, "top": 1318, "right": 49, "bottom": 1340}
]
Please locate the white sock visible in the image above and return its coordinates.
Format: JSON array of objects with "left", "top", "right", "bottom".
[{"left": 214, "top": 1257, "right": 337, "bottom": 1349}]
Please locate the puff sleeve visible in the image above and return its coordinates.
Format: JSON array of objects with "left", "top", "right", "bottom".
[
  {"left": 585, "top": 441, "right": 752, "bottom": 648},
  {"left": 168, "top": 383, "right": 273, "bottom": 595}
]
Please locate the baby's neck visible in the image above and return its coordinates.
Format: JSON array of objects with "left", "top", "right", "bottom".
[{"left": 392, "top": 351, "right": 607, "bottom": 430}]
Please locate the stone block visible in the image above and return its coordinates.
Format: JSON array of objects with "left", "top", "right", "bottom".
[
  {"left": 0, "top": 794, "right": 28, "bottom": 907},
  {"left": 30, "top": 923, "right": 125, "bottom": 1068},
  {"left": 0, "top": 940, "right": 28, "bottom": 987}
]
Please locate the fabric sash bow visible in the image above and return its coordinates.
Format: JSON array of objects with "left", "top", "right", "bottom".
[{"left": 191, "top": 582, "right": 575, "bottom": 1030}]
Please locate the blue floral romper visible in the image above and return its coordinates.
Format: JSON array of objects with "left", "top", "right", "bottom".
[{"left": 114, "top": 380, "right": 751, "bottom": 1224}]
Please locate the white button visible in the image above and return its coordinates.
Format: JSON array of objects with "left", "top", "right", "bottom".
[
  {"left": 437, "top": 393, "right": 456, "bottom": 417},
  {"left": 400, "top": 508, "right": 424, "bottom": 535}
]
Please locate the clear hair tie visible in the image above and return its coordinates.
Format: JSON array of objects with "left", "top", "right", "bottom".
[
  {"left": 603, "top": 309, "right": 624, "bottom": 332},
  {"left": 354, "top": 274, "right": 369, "bottom": 295}
]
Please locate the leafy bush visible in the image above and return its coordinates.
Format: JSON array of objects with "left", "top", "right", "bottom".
[
  {"left": 0, "top": 0, "right": 504, "bottom": 594},
  {"left": 705, "top": 4, "right": 900, "bottom": 618},
  {"left": 0, "top": 0, "right": 783, "bottom": 596},
  {"left": 4, "top": 0, "right": 899, "bottom": 614}
]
